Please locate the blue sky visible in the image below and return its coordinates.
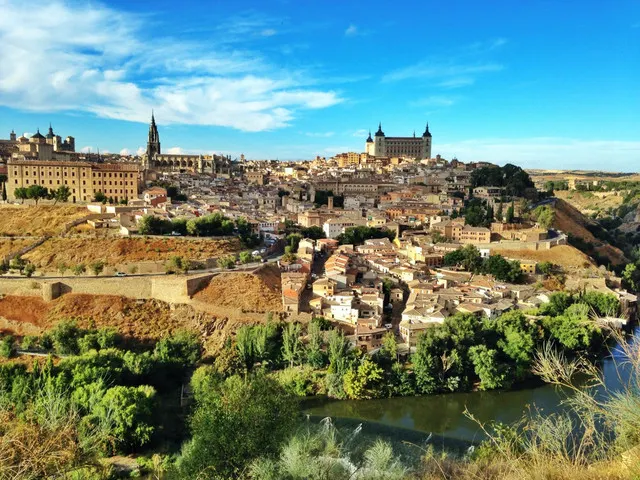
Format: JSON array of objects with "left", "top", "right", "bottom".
[{"left": 0, "top": 0, "right": 638, "bottom": 169}]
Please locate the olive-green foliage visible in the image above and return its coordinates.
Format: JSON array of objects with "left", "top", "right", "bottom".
[
  {"left": 154, "top": 330, "right": 201, "bottom": 366},
  {"left": 343, "top": 356, "right": 385, "bottom": 399},
  {"left": 93, "top": 385, "right": 156, "bottom": 454},
  {"left": 175, "top": 374, "right": 299, "bottom": 479},
  {"left": 0, "top": 335, "right": 15, "bottom": 359}
]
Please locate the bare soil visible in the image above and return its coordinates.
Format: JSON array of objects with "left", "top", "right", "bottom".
[
  {"left": 23, "top": 236, "right": 242, "bottom": 268},
  {"left": 0, "top": 205, "right": 87, "bottom": 236}
]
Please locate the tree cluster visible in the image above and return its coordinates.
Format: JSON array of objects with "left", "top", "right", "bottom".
[
  {"left": 443, "top": 245, "right": 525, "bottom": 283},
  {"left": 470, "top": 164, "right": 535, "bottom": 197},
  {"left": 336, "top": 226, "right": 395, "bottom": 245}
]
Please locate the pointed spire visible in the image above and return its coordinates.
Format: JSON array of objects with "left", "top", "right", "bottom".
[
  {"left": 423, "top": 122, "right": 432, "bottom": 137},
  {"left": 375, "top": 122, "right": 384, "bottom": 136}
]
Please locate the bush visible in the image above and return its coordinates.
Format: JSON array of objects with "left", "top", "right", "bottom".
[
  {"left": 0, "top": 335, "right": 16, "bottom": 358},
  {"left": 154, "top": 330, "right": 201, "bottom": 366}
]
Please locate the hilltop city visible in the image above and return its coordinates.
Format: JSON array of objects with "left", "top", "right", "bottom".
[{"left": 0, "top": 115, "right": 639, "bottom": 478}]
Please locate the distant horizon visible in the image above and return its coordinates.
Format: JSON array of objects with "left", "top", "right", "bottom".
[{"left": 0, "top": 0, "right": 638, "bottom": 169}]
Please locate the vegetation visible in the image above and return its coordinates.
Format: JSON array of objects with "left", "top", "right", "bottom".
[
  {"left": 313, "top": 190, "right": 344, "bottom": 208},
  {"left": 470, "top": 164, "right": 535, "bottom": 197},
  {"left": 444, "top": 245, "right": 524, "bottom": 283},
  {"left": 336, "top": 226, "right": 396, "bottom": 245}
]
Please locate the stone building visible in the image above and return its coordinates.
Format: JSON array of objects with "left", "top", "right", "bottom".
[
  {"left": 365, "top": 123, "right": 432, "bottom": 159},
  {"left": 142, "top": 113, "right": 232, "bottom": 175},
  {"left": 7, "top": 158, "right": 140, "bottom": 203}
]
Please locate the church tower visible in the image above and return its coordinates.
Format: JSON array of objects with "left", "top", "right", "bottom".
[
  {"left": 422, "top": 123, "right": 432, "bottom": 159},
  {"left": 146, "top": 112, "right": 161, "bottom": 159}
]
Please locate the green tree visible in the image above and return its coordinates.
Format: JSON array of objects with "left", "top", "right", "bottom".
[
  {"left": 26, "top": 185, "right": 48, "bottom": 205},
  {"left": 57, "top": 262, "right": 69, "bottom": 276},
  {"left": 216, "top": 255, "right": 236, "bottom": 269},
  {"left": 470, "top": 345, "right": 509, "bottom": 390},
  {"left": 239, "top": 251, "right": 254, "bottom": 264},
  {"left": 543, "top": 303, "right": 600, "bottom": 351},
  {"left": 14, "top": 187, "right": 28, "bottom": 204},
  {"left": 281, "top": 322, "right": 303, "bottom": 368},
  {"left": 175, "top": 375, "right": 299, "bottom": 479},
  {"left": 72, "top": 263, "right": 86, "bottom": 276},
  {"left": 93, "top": 191, "right": 107, "bottom": 203},
  {"left": 94, "top": 385, "right": 156, "bottom": 453},
  {"left": 506, "top": 202, "right": 515, "bottom": 223},
  {"left": 53, "top": 185, "right": 71, "bottom": 205},
  {"left": 538, "top": 261, "right": 554, "bottom": 275},
  {"left": 23, "top": 263, "right": 36, "bottom": 277},
  {"left": 89, "top": 260, "right": 105, "bottom": 276},
  {"left": 0, "top": 335, "right": 16, "bottom": 358},
  {"left": 623, "top": 263, "right": 640, "bottom": 292},
  {"left": 236, "top": 326, "right": 255, "bottom": 373},
  {"left": 154, "top": 330, "right": 201, "bottom": 366},
  {"left": 305, "top": 320, "right": 325, "bottom": 368},
  {"left": 343, "top": 357, "right": 385, "bottom": 399}
]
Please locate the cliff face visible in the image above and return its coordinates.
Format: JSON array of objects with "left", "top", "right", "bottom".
[{"left": 551, "top": 198, "right": 626, "bottom": 266}]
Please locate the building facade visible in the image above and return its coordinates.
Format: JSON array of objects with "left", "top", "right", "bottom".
[
  {"left": 7, "top": 159, "right": 140, "bottom": 203},
  {"left": 142, "top": 113, "right": 232, "bottom": 175},
  {"left": 365, "top": 123, "right": 432, "bottom": 159}
]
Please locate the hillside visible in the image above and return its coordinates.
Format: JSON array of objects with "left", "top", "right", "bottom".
[
  {"left": 0, "top": 205, "right": 87, "bottom": 236},
  {"left": 551, "top": 198, "right": 627, "bottom": 266},
  {"left": 0, "top": 293, "right": 265, "bottom": 355},
  {"left": 555, "top": 190, "right": 624, "bottom": 216},
  {"left": 23, "top": 236, "right": 242, "bottom": 269},
  {"left": 194, "top": 264, "right": 282, "bottom": 313},
  {"left": 0, "top": 238, "right": 35, "bottom": 259},
  {"left": 493, "top": 245, "right": 596, "bottom": 272}
]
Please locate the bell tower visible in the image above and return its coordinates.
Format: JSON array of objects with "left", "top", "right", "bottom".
[{"left": 146, "top": 111, "right": 161, "bottom": 159}]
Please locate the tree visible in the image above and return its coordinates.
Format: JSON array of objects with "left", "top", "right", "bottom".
[
  {"left": 532, "top": 205, "right": 555, "bottom": 230},
  {"left": 89, "top": 260, "right": 105, "bottom": 276},
  {"left": 343, "top": 357, "right": 385, "bottom": 399},
  {"left": 57, "top": 262, "right": 69, "bottom": 276},
  {"left": 505, "top": 202, "right": 515, "bottom": 223},
  {"left": 72, "top": 263, "right": 86, "bottom": 276},
  {"left": 26, "top": 185, "right": 48, "bottom": 205},
  {"left": 1, "top": 182, "right": 6, "bottom": 202},
  {"left": 538, "top": 261, "right": 554, "bottom": 276},
  {"left": 53, "top": 185, "right": 71, "bottom": 205},
  {"left": 93, "top": 191, "right": 107, "bottom": 203},
  {"left": 94, "top": 385, "right": 156, "bottom": 453},
  {"left": 469, "top": 345, "right": 509, "bottom": 390},
  {"left": 286, "top": 233, "right": 303, "bottom": 252},
  {"left": 216, "top": 255, "right": 236, "bottom": 269},
  {"left": 281, "top": 322, "right": 303, "bottom": 368},
  {"left": 327, "top": 329, "right": 350, "bottom": 371},
  {"left": 175, "top": 375, "right": 299, "bottom": 479},
  {"left": 236, "top": 326, "right": 255, "bottom": 373},
  {"left": 239, "top": 251, "right": 254, "bottom": 264},
  {"left": 305, "top": 320, "right": 325, "bottom": 368},
  {"left": 166, "top": 255, "right": 190, "bottom": 274},
  {"left": 380, "top": 331, "right": 398, "bottom": 362},
  {"left": 623, "top": 263, "right": 640, "bottom": 292},
  {"left": 154, "top": 330, "right": 201, "bottom": 366},
  {"left": 14, "top": 187, "right": 27, "bottom": 204},
  {"left": 23, "top": 263, "right": 36, "bottom": 278},
  {"left": 0, "top": 335, "right": 15, "bottom": 359},
  {"left": 543, "top": 303, "right": 600, "bottom": 351}
]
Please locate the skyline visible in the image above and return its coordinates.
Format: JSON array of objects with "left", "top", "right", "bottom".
[{"left": 0, "top": 0, "right": 638, "bottom": 169}]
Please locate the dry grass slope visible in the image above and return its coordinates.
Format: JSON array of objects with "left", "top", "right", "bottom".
[
  {"left": 23, "top": 236, "right": 242, "bottom": 268},
  {"left": 0, "top": 205, "right": 87, "bottom": 236},
  {"left": 194, "top": 264, "right": 282, "bottom": 313}
]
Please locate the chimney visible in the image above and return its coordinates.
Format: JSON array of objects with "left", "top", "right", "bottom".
[{"left": 328, "top": 195, "right": 334, "bottom": 210}]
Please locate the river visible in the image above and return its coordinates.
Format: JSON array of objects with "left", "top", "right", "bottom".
[{"left": 304, "top": 328, "right": 637, "bottom": 445}]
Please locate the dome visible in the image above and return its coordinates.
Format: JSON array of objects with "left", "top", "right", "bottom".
[{"left": 30, "top": 129, "right": 45, "bottom": 140}]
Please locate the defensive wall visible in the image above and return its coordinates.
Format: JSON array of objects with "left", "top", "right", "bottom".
[{"left": 0, "top": 271, "right": 218, "bottom": 304}]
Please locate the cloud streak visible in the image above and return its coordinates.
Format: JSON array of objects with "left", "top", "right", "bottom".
[
  {"left": 0, "top": 0, "right": 342, "bottom": 131},
  {"left": 436, "top": 138, "right": 640, "bottom": 170}
]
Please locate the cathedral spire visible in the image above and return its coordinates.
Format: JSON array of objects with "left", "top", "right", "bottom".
[
  {"left": 423, "top": 122, "right": 431, "bottom": 137},
  {"left": 375, "top": 122, "right": 384, "bottom": 137}
]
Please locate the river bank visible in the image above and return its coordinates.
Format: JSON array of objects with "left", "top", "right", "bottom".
[{"left": 303, "top": 327, "right": 638, "bottom": 444}]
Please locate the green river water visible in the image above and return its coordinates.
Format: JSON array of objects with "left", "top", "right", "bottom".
[{"left": 303, "top": 329, "right": 636, "bottom": 447}]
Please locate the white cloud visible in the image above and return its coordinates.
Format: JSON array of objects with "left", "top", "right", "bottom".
[
  {"left": 305, "top": 132, "right": 335, "bottom": 138},
  {"left": 261, "top": 29, "right": 277, "bottom": 37},
  {"left": 436, "top": 138, "right": 640, "bottom": 171},
  {"left": 383, "top": 62, "right": 503, "bottom": 83},
  {"left": 345, "top": 24, "right": 358, "bottom": 36},
  {"left": 80, "top": 146, "right": 94, "bottom": 153},
  {"left": 166, "top": 147, "right": 184, "bottom": 154},
  {"left": 352, "top": 129, "right": 368, "bottom": 137},
  {"left": 437, "top": 77, "right": 475, "bottom": 89},
  {"left": 0, "top": 0, "right": 341, "bottom": 132},
  {"left": 136, "top": 147, "right": 146, "bottom": 156},
  {"left": 119, "top": 148, "right": 130, "bottom": 156},
  {"left": 411, "top": 95, "right": 458, "bottom": 108}
]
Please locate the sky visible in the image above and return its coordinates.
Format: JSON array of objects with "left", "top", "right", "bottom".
[{"left": 0, "top": 0, "right": 638, "bottom": 170}]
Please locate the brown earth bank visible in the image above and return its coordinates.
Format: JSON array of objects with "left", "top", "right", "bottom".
[
  {"left": 0, "top": 205, "right": 87, "bottom": 236},
  {"left": 551, "top": 198, "right": 626, "bottom": 266},
  {"left": 0, "top": 293, "right": 270, "bottom": 355},
  {"left": 492, "top": 245, "right": 596, "bottom": 271},
  {"left": 23, "top": 236, "right": 242, "bottom": 268},
  {"left": 194, "top": 263, "right": 283, "bottom": 313},
  {"left": 0, "top": 238, "right": 36, "bottom": 258},
  {"left": 555, "top": 190, "right": 624, "bottom": 215}
]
